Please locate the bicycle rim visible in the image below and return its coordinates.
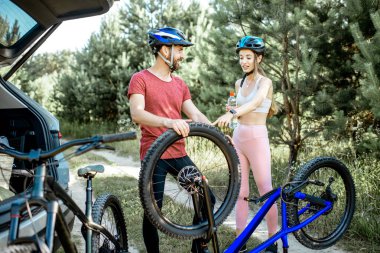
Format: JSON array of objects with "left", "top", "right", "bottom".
[{"left": 139, "top": 123, "right": 240, "bottom": 239}]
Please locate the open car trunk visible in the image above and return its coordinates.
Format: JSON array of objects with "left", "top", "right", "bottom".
[
  {"left": 0, "top": 0, "right": 116, "bottom": 249},
  {"left": 0, "top": 78, "right": 68, "bottom": 192},
  {"left": 0, "top": 63, "right": 73, "bottom": 252}
]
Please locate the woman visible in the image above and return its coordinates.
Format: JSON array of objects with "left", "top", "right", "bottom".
[{"left": 213, "top": 36, "right": 278, "bottom": 253}]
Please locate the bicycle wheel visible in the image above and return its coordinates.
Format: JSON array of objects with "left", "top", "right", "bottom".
[
  {"left": 287, "top": 157, "right": 356, "bottom": 249},
  {"left": 3, "top": 243, "right": 37, "bottom": 253},
  {"left": 91, "top": 194, "right": 128, "bottom": 253},
  {"left": 139, "top": 122, "right": 240, "bottom": 239}
]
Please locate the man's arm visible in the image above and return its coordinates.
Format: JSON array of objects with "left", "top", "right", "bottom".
[
  {"left": 182, "top": 99, "right": 211, "bottom": 124},
  {"left": 129, "top": 93, "right": 191, "bottom": 136}
]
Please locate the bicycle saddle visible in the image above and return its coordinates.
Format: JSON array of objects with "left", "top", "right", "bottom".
[{"left": 77, "top": 164, "right": 105, "bottom": 178}]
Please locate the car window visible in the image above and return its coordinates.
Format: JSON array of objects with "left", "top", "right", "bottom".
[{"left": 0, "top": 0, "right": 37, "bottom": 47}]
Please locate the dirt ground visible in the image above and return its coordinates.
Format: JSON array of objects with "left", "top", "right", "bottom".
[{"left": 69, "top": 149, "right": 348, "bottom": 253}]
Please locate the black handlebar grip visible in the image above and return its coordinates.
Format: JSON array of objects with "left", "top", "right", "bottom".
[{"left": 102, "top": 132, "right": 137, "bottom": 143}]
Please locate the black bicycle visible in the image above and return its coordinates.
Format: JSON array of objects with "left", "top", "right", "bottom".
[{"left": 0, "top": 131, "right": 136, "bottom": 252}]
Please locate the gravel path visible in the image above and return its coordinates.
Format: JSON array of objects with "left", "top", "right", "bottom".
[{"left": 69, "top": 149, "right": 348, "bottom": 253}]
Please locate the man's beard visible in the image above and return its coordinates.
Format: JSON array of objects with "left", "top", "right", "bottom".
[{"left": 170, "top": 58, "right": 183, "bottom": 72}]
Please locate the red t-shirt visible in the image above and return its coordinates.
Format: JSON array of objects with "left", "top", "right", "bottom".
[{"left": 127, "top": 69, "right": 191, "bottom": 160}]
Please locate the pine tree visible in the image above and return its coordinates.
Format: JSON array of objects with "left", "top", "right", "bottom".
[
  {"left": 0, "top": 17, "right": 20, "bottom": 46},
  {"left": 351, "top": 10, "right": 380, "bottom": 118},
  {"left": 209, "top": 0, "right": 361, "bottom": 166},
  {"left": 179, "top": 5, "right": 234, "bottom": 120},
  {"left": 56, "top": 15, "right": 129, "bottom": 123},
  {"left": 350, "top": 7, "right": 380, "bottom": 157},
  {"left": 56, "top": 0, "right": 204, "bottom": 124},
  {"left": 10, "top": 51, "right": 73, "bottom": 110},
  {"left": 118, "top": 0, "right": 205, "bottom": 122}
]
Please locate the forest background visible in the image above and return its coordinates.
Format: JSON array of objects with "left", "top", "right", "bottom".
[{"left": 2, "top": 0, "right": 379, "bottom": 251}]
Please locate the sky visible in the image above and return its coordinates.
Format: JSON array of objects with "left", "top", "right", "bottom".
[
  {"left": 36, "top": 1, "right": 122, "bottom": 54},
  {"left": 35, "top": 0, "right": 207, "bottom": 54}
]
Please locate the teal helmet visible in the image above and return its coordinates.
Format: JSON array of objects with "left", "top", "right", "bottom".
[{"left": 236, "top": 36, "right": 265, "bottom": 54}]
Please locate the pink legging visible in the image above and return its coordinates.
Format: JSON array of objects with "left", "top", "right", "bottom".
[{"left": 233, "top": 124, "right": 278, "bottom": 234}]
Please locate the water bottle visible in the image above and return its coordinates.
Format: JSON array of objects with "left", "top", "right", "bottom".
[{"left": 227, "top": 90, "right": 238, "bottom": 129}]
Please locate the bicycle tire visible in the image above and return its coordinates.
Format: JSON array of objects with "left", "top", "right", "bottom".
[
  {"left": 287, "top": 157, "right": 356, "bottom": 249},
  {"left": 2, "top": 243, "right": 37, "bottom": 253},
  {"left": 139, "top": 122, "right": 240, "bottom": 239},
  {"left": 91, "top": 193, "right": 128, "bottom": 253}
]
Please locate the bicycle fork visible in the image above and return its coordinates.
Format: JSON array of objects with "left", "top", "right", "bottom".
[{"left": 8, "top": 164, "right": 60, "bottom": 252}]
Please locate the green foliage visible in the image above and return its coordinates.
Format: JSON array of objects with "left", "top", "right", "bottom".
[
  {"left": 55, "top": 16, "right": 130, "bottom": 123},
  {"left": 10, "top": 51, "right": 73, "bottom": 111},
  {"left": 351, "top": 10, "right": 380, "bottom": 118},
  {"left": 55, "top": 0, "right": 205, "bottom": 123},
  {"left": 7, "top": 0, "right": 378, "bottom": 161},
  {"left": 0, "top": 16, "right": 20, "bottom": 46},
  {"left": 349, "top": 3, "right": 380, "bottom": 157},
  {"left": 8, "top": 1, "right": 376, "bottom": 250},
  {"left": 271, "top": 138, "right": 380, "bottom": 252},
  {"left": 178, "top": 7, "right": 236, "bottom": 120},
  {"left": 60, "top": 120, "right": 120, "bottom": 138},
  {"left": 354, "top": 128, "right": 380, "bottom": 158},
  {"left": 207, "top": 0, "right": 380, "bottom": 164}
]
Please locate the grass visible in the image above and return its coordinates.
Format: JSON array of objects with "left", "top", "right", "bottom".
[
  {"left": 92, "top": 176, "right": 261, "bottom": 252},
  {"left": 62, "top": 121, "right": 380, "bottom": 252},
  {"left": 63, "top": 151, "right": 112, "bottom": 171},
  {"left": 270, "top": 140, "right": 380, "bottom": 253},
  {"left": 60, "top": 120, "right": 140, "bottom": 161}
]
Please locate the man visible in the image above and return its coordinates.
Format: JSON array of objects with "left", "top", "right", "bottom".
[{"left": 127, "top": 27, "right": 211, "bottom": 253}]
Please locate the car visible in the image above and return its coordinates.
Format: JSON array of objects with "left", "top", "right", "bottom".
[{"left": 0, "top": 0, "right": 115, "bottom": 250}]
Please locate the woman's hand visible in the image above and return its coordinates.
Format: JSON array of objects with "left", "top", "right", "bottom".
[{"left": 212, "top": 112, "right": 234, "bottom": 128}]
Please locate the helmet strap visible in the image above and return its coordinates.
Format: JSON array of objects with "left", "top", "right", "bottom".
[
  {"left": 170, "top": 45, "right": 174, "bottom": 69},
  {"left": 157, "top": 45, "right": 176, "bottom": 72}
]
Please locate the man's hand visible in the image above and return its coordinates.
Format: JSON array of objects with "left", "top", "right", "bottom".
[{"left": 164, "top": 119, "right": 192, "bottom": 137}]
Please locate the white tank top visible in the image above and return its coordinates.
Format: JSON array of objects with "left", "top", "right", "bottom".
[{"left": 236, "top": 77, "right": 272, "bottom": 113}]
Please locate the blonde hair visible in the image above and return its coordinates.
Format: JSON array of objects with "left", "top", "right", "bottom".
[{"left": 253, "top": 54, "right": 278, "bottom": 118}]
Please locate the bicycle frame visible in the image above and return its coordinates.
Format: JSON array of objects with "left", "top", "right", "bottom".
[
  {"left": 223, "top": 187, "right": 333, "bottom": 253},
  {"left": 7, "top": 163, "right": 123, "bottom": 253}
]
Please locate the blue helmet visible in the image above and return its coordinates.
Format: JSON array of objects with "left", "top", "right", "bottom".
[
  {"left": 236, "top": 36, "right": 265, "bottom": 54},
  {"left": 148, "top": 27, "right": 193, "bottom": 50}
]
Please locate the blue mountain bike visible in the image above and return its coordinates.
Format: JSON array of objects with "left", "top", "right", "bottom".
[{"left": 139, "top": 123, "right": 355, "bottom": 252}]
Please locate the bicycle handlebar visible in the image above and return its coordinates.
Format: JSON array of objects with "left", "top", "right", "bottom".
[
  {"left": 0, "top": 131, "right": 137, "bottom": 162},
  {"left": 102, "top": 132, "right": 136, "bottom": 143}
]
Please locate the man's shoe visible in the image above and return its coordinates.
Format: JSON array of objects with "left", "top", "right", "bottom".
[
  {"left": 201, "top": 245, "right": 211, "bottom": 253},
  {"left": 200, "top": 242, "right": 210, "bottom": 253},
  {"left": 239, "top": 244, "right": 247, "bottom": 253},
  {"left": 264, "top": 242, "right": 278, "bottom": 253}
]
